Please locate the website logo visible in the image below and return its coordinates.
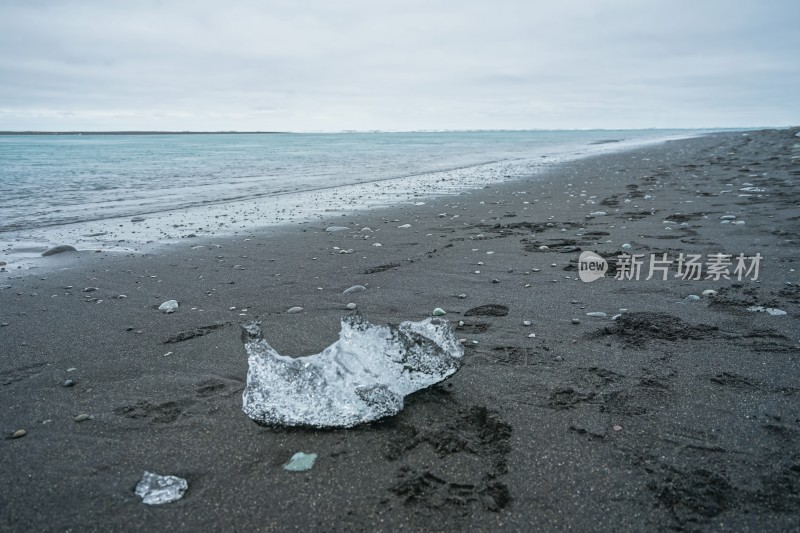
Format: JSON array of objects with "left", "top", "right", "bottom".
[{"left": 578, "top": 251, "right": 608, "bottom": 282}]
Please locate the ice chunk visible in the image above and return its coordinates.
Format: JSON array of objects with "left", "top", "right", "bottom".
[
  {"left": 241, "top": 313, "right": 463, "bottom": 428},
  {"left": 284, "top": 452, "right": 317, "bottom": 472},
  {"left": 158, "top": 300, "right": 179, "bottom": 314},
  {"left": 135, "top": 471, "right": 188, "bottom": 505},
  {"left": 747, "top": 306, "right": 787, "bottom": 316}
]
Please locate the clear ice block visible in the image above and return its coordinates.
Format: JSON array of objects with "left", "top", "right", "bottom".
[{"left": 241, "top": 313, "right": 463, "bottom": 428}]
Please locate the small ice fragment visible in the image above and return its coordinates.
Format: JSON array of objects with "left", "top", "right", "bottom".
[
  {"left": 589, "top": 211, "right": 607, "bottom": 216},
  {"left": 283, "top": 452, "right": 317, "bottom": 472},
  {"left": 432, "top": 308, "right": 446, "bottom": 316},
  {"left": 586, "top": 312, "right": 608, "bottom": 318},
  {"left": 720, "top": 215, "right": 736, "bottom": 220},
  {"left": 747, "top": 306, "right": 787, "bottom": 316},
  {"left": 286, "top": 306, "right": 304, "bottom": 314},
  {"left": 397, "top": 224, "right": 412, "bottom": 228},
  {"left": 621, "top": 243, "right": 632, "bottom": 250},
  {"left": 527, "top": 333, "right": 536, "bottom": 338},
  {"left": 158, "top": 300, "right": 179, "bottom": 314},
  {"left": 685, "top": 294, "right": 701, "bottom": 301},
  {"left": 343, "top": 285, "right": 367, "bottom": 294},
  {"left": 241, "top": 314, "right": 463, "bottom": 428},
  {"left": 325, "top": 226, "right": 349, "bottom": 233},
  {"left": 523, "top": 320, "right": 531, "bottom": 326},
  {"left": 135, "top": 471, "right": 188, "bottom": 505}
]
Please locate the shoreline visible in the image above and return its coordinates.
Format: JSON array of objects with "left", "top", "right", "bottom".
[
  {"left": 1, "top": 130, "right": 704, "bottom": 275},
  {"left": 2, "top": 127, "right": 799, "bottom": 531}
]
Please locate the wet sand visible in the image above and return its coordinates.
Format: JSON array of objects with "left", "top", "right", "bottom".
[{"left": 2, "top": 128, "right": 799, "bottom": 531}]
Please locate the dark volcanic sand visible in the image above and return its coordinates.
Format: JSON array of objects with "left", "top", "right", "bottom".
[{"left": 2, "top": 129, "right": 799, "bottom": 531}]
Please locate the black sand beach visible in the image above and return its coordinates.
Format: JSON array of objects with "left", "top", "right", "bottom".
[{"left": 2, "top": 129, "right": 799, "bottom": 531}]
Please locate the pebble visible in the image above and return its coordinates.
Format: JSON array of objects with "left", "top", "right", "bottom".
[
  {"left": 397, "top": 224, "right": 412, "bottom": 228},
  {"left": 571, "top": 318, "right": 581, "bottom": 325},
  {"left": 131, "top": 216, "right": 146, "bottom": 222},
  {"left": 346, "top": 303, "right": 357, "bottom": 310},
  {"left": 343, "top": 285, "right": 367, "bottom": 294},
  {"left": 63, "top": 379, "right": 75, "bottom": 387},
  {"left": 158, "top": 300, "right": 179, "bottom": 313},
  {"left": 83, "top": 287, "right": 99, "bottom": 293},
  {"left": 74, "top": 414, "right": 91, "bottom": 423},
  {"left": 0, "top": 322, "right": 9, "bottom": 327},
  {"left": 286, "top": 306, "right": 304, "bottom": 314},
  {"left": 11, "top": 429, "right": 26, "bottom": 438},
  {"left": 527, "top": 333, "right": 536, "bottom": 338},
  {"left": 613, "top": 425, "right": 623, "bottom": 432},
  {"left": 589, "top": 211, "right": 607, "bottom": 216},
  {"left": 491, "top": 279, "right": 500, "bottom": 284},
  {"left": 432, "top": 308, "right": 446, "bottom": 316},
  {"left": 702, "top": 289, "right": 717, "bottom": 297},
  {"left": 523, "top": 320, "right": 531, "bottom": 326},
  {"left": 586, "top": 312, "right": 608, "bottom": 318},
  {"left": 685, "top": 294, "right": 701, "bottom": 301},
  {"left": 457, "top": 294, "right": 467, "bottom": 299},
  {"left": 621, "top": 243, "right": 632, "bottom": 250},
  {"left": 41, "top": 245, "right": 77, "bottom": 257},
  {"left": 325, "top": 226, "right": 349, "bottom": 232}
]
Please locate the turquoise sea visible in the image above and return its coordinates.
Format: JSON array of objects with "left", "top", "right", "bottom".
[{"left": 0, "top": 130, "right": 702, "bottom": 233}]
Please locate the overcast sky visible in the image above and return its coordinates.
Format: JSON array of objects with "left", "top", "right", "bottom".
[{"left": 0, "top": 0, "right": 797, "bottom": 131}]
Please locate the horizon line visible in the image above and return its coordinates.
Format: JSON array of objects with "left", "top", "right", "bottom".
[{"left": 0, "top": 126, "right": 779, "bottom": 136}]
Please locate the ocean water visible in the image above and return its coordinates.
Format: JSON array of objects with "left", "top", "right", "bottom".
[
  {"left": 0, "top": 129, "right": 709, "bottom": 269},
  {"left": 0, "top": 130, "right": 698, "bottom": 233}
]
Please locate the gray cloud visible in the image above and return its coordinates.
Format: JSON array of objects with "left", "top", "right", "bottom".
[{"left": 0, "top": 0, "right": 797, "bottom": 130}]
